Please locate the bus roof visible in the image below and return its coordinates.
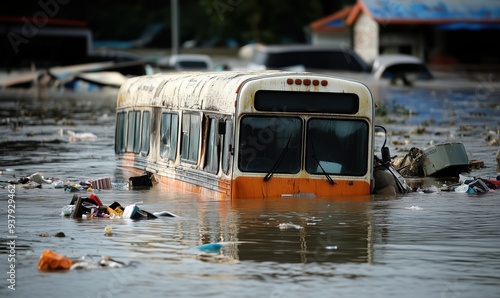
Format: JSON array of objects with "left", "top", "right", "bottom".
[
  {"left": 117, "top": 70, "right": 291, "bottom": 112},
  {"left": 117, "top": 70, "right": 372, "bottom": 114}
]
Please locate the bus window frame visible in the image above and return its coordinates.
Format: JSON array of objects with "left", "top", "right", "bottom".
[
  {"left": 204, "top": 117, "right": 220, "bottom": 174},
  {"left": 115, "top": 111, "right": 127, "bottom": 154},
  {"left": 180, "top": 112, "right": 202, "bottom": 165},
  {"left": 221, "top": 118, "right": 233, "bottom": 175},
  {"left": 140, "top": 110, "right": 151, "bottom": 156},
  {"left": 126, "top": 110, "right": 141, "bottom": 153},
  {"left": 160, "top": 111, "right": 179, "bottom": 161}
]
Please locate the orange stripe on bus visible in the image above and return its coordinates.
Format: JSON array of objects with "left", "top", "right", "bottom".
[{"left": 232, "top": 176, "right": 370, "bottom": 199}]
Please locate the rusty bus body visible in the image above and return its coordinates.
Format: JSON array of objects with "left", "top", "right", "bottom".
[{"left": 115, "top": 70, "right": 375, "bottom": 199}]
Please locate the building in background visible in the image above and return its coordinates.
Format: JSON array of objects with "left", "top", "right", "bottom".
[{"left": 309, "top": 0, "right": 500, "bottom": 68}]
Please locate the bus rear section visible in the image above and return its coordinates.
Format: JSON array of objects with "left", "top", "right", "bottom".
[{"left": 231, "top": 74, "right": 374, "bottom": 199}]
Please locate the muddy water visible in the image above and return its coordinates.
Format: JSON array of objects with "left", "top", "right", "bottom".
[{"left": 0, "top": 82, "right": 499, "bottom": 298}]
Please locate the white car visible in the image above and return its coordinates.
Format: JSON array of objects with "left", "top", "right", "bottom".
[
  {"left": 245, "top": 44, "right": 370, "bottom": 72},
  {"left": 371, "top": 54, "right": 433, "bottom": 86}
]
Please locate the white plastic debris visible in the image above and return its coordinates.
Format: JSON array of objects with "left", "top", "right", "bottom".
[
  {"left": 30, "top": 172, "right": 52, "bottom": 184},
  {"left": 454, "top": 184, "right": 469, "bottom": 193},
  {"left": 405, "top": 206, "right": 423, "bottom": 211},
  {"left": 64, "top": 129, "right": 98, "bottom": 142},
  {"left": 104, "top": 225, "right": 113, "bottom": 236},
  {"left": 60, "top": 205, "right": 75, "bottom": 217},
  {"left": 278, "top": 222, "right": 303, "bottom": 230}
]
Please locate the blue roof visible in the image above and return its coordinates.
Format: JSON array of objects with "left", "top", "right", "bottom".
[
  {"left": 325, "top": 19, "right": 344, "bottom": 28},
  {"left": 436, "top": 23, "right": 500, "bottom": 30},
  {"left": 362, "top": 0, "right": 500, "bottom": 21}
]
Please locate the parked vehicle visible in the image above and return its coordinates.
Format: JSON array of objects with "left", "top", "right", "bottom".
[
  {"left": 246, "top": 44, "right": 370, "bottom": 72},
  {"left": 371, "top": 54, "right": 433, "bottom": 86},
  {"left": 115, "top": 70, "right": 406, "bottom": 199},
  {"left": 157, "top": 54, "right": 214, "bottom": 71}
]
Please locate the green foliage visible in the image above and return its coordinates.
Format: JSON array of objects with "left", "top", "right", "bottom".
[
  {"left": 199, "top": 0, "right": 345, "bottom": 45},
  {"left": 87, "top": 0, "right": 354, "bottom": 47}
]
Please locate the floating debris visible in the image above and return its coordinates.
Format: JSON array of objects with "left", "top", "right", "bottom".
[
  {"left": 122, "top": 202, "right": 157, "bottom": 220},
  {"left": 37, "top": 249, "right": 73, "bottom": 271},
  {"left": 64, "top": 130, "right": 98, "bottom": 142},
  {"left": 153, "top": 210, "right": 179, "bottom": 218},
  {"left": 38, "top": 249, "right": 130, "bottom": 272},
  {"left": 405, "top": 206, "right": 423, "bottom": 211},
  {"left": 61, "top": 194, "right": 160, "bottom": 220},
  {"left": 104, "top": 225, "right": 113, "bottom": 236},
  {"left": 417, "top": 185, "right": 439, "bottom": 193},
  {"left": 460, "top": 179, "right": 489, "bottom": 194},
  {"left": 196, "top": 243, "right": 223, "bottom": 253},
  {"left": 278, "top": 223, "right": 303, "bottom": 230},
  {"left": 30, "top": 172, "right": 52, "bottom": 184},
  {"left": 129, "top": 172, "right": 156, "bottom": 188},
  {"left": 392, "top": 142, "right": 470, "bottom": 178}
]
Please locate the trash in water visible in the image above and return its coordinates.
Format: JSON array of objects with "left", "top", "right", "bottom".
[
  {"left": 278, "top": 222, "right": 304, "bottom": 230},
  {"left": 30, "top": 172, "right": 52, "bottom": 184},
  {"left": 417, "top": 185, "right": 439, "bottom": 193},
  {"left": 62, "top": 194, "right": 159, "bottom": 220},
  {"left": 465, "top": 179, "right": 490, "bottom": 194},
  {"left": 61, "top": 205, "right": 75, "bottom": 216},
  {"left": 51, "top": 180, "right": 65, "bottom": 188},
  {"left": 104, "top": 225, "right": 113, "bottom": 236},
  {"left": 129, "top": 172, "right": 155, "bottom": 188},
  {"left": 98, "top": 256, "right": 127, "bottom": 268},
  {"left": 65, "top": 183, "right": 84, "bottom": 192},
  {"left": 392, "top": 142, "right": 470, "bottom": 178},
  {"left": 454, "top": 184, "right": 470, "bottom": 193},
  {"left": 153, "top": 210, "right": 179, "bottom": 218},
  {"left": 37, "top": 249, "right": 73, "bottom": 271},
  {"left": 446, "top": 174, "right": 496, "bottom": 194},
  {"left": 64, "top": 129, "right": 98, "bottom": 142},
  {"left": 405, "top": 206, "right": 423, "bottom": 211},
  {"left": 70, "top": 255, "right": 127, "bottom": 270},
  {"left": 69, "top": 255, "right": 100, "bottom": 270},
  {"left": 37, "top": 250, "right": 129, "bottom": 271},
  {"left": 5, "top": 172, "right": 128, "bottom": 191},
  {"left": 17, "top": 181, "right": 41, "bottom": 189},
  {"left": 122, "top": 202, "right": 157, "bottom": 220},
  {"left": 90, "top": 177, "right": 112, "bottom": 190},
  {"left": 196, "top": 243, "right": 224, "bottom": 253}
]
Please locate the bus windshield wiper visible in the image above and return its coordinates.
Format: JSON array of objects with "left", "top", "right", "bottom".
[
  {"left": 311, "top": 143, "right": 336, "bottom": 185},
  {"left": 264, "top": 134, "right": 292, "bottom": 182}
]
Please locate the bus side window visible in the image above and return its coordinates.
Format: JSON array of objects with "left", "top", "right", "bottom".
[
  {"left": 140, "top": 111, "right": 151, "bottom": 156},
  {"left": 181, "top": 113, "right": 201, "bottom": 164},
  {"left": 160, "top": 112, "right": 179, "bottom": 161},
  {"left": 204, "top": 117, "right": 219, "bottom": 174},
  {"left": 115, "top": 112, "right": 127, "bottom": 154},
  {"left": 221, "top": 119, "right": 233, "bottom": 174},
  {"left": 126, "top": 110, "right": 141, "bottom": 153}
]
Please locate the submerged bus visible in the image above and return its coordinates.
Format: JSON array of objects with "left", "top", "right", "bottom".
[{"left": 115, "top": 70, "right": 377, "bottom": 199}]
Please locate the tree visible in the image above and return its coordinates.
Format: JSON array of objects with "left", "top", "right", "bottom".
[{"left": 198, "top": 0, "right": 354, "bottom": 46}]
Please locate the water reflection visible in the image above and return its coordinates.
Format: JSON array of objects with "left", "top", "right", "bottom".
[
  {"left": 106, "top": 173, "right": 376, "bottom": 265},
  {"left": 229, "top": 197, "right": 374, "bottom": 264}
]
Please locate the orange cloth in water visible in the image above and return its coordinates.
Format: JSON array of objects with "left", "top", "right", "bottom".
[{"left": 37, "top": 249, "right": 73, "bottom": 271}]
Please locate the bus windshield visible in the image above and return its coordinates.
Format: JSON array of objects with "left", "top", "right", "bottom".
[
  {"left": 306, "top": 118, "right": 368, "bottom": 176},
  {"left": 239, "top": 116, "right": 302, "bottom": 173}
]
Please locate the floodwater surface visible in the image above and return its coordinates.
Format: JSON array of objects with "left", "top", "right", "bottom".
[{"left": 0, "top": 79, "right": 500, "bottom": 298}]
